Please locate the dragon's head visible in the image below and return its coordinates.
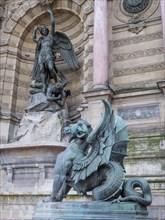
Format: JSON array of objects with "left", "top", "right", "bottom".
[{"left": 64, "top": 119, "right": 93, "bottom": 141}]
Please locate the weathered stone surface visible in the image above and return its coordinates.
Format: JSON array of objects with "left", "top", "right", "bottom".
[
  {"left": 32, "top": 201, "right": 151, "bottom": 220},
  {"left": 0, "top": 142, "right": 66, "bottom": 194},
  {"left": 11, "top": 111, "right": 67, "bottom": 143}
]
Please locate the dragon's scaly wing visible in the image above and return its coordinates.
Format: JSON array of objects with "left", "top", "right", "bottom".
[
  {"left": 54, "top": 31, "right": 80, "bottom": 70},
  {"left": 71, "top": 100, "right": 117, "bottom": 183}
]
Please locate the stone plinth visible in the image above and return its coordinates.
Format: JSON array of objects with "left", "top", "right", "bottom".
[
  {"left": 32, "top": 201, "right": 151, "bottom": 220},
  {"left": 0, "top": 142, "right": 66, "bottom": 194}
]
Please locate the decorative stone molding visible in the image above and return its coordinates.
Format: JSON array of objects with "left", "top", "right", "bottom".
[
  {"left": 118, "top": 104, "right": 160, "bottom": 120},
  {"left": 127, "top": 15, "right": 146, "bottom": 34},
  {"left": 114, "top": 79, "right": 161, "bottom": 91},
  {"left": 114, "top": 47, "right": 164, "bottom": 62},
  {"left": 114, "top": 0, "right": 160, "bottom": 34},
  {"left": 113, "top": 32, "right": 163, "bottom": 47},
  {"left": 114, "top": 61, "right": 165, "bottom": 76}
]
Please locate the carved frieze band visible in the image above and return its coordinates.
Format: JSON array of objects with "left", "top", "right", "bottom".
[
  {"left": 114, "top": 47, "right": 164, "bottom": 62},
  {"left": 114, "top": 61, "right": 165, "bottom": 77},
  {"left": 118, "top": 104, "right": 160, "bottom": 120},
  {"left": 114, "top": 79, "right": 161, "bottom": 91},
  {"left": 113, "top": 32, "right": 163, "bottom": 47}
]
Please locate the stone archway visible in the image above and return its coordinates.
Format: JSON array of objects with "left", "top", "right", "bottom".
[{"left": 0, "top": 0, "right": 94, "bottom": 143}]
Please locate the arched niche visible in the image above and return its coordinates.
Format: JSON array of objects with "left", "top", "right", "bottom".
[{"left": 2, "top": 0, "right": 94, "bottom": 119}]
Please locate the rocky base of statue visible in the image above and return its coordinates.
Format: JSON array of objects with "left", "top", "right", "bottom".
[
  {"left": 32, "top": 201, "right": 151, "bottom": 220},
  {"left": 11, "top": 111, "right": 67, "bottom": 144},
  {"left": 10, "top": 92, "right": 70, "bottom": 144}
]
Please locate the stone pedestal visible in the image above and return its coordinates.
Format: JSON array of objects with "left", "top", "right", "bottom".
[
  {"left": 0, "top": 142, "right": 66, "bottom": 220},
  {"left": 32, "top": 201, "right": 151, "bottom": 220}
]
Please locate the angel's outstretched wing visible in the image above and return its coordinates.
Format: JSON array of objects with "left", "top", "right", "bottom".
[
  {"left": 54, "top": 31, "right": 80, "bottom": 70},
  {"left": 71, "top": 100, "right": 128, "bottom": 183}
]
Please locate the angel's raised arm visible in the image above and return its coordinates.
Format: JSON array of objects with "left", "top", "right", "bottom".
[
  {"left": 47, "top": 8, "right": 55, "bottom": 36},
  {"left": 32, "top": 26, "right": 38, "bottom": 43}
]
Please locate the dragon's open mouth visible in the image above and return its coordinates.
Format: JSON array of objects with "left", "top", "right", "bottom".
[{"left": 77, "top": 131, "right": 85, "bottom": 138}]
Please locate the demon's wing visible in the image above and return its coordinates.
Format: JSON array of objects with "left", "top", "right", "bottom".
[
  {"left": 71, "top": 100, "right": 128, "bottom": 183},
  {"left": 54, "top": 31, "right": 80, "bottom": 70}
]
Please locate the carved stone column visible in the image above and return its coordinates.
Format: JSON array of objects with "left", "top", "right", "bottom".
[
  {"left": 161, "top": 0, "right": 165, "bottom": 60},
  {"left": 93, "top": 0, "right": 109, "bottom": 89},
  {"left": 80, "top": 0, "right": 114, "bottom": 128}
]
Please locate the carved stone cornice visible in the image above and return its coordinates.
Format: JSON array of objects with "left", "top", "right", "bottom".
[
  {"left": 114, "top": 79, "right": 161, "bottom": 92},
  {"left": 82, "top": 88, "right": 115, "bottom": 103},
  {"left": 113, "top": 32, "right": 163, "bottom": 48},
  {"left": 114, "top": 62, "right": 165, "bottom": 77},
  {"left": 114, "top": 47, "right": 164, "bottom": 62}
]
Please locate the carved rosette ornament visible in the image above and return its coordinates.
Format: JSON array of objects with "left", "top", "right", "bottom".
[
  {"left": 114, "top": 0, "right": 159, "bottom": 34},
  {"left": 123, "top": 0, "right": 150, "bottom": 14},
  {"left": 122, "top": 0, "right": 152, "bottom": 34}
]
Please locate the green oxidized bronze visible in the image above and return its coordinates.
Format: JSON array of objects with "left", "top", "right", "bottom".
[
  {"left": 123, "top": 0, "right": 150, "bottom": 14},
  {"left": 49, "top": 100, "right": 152, "bottom": 206}
]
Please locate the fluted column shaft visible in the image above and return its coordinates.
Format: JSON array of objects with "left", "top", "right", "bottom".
[{"left": 93, "top": 0, "right": 109, "bottom": 89}]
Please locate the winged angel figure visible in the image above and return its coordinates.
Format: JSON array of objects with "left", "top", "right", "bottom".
[
  {"left": 50, "top": 100, "right": 152, "bottom": 207},
  {"left": 32, "top": 8, "right": 79, "bottom": 93}
]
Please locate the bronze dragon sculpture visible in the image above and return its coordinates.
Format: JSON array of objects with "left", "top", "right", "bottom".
[{"left": 50, "top": 100, "right": 152, "bottom": 206}]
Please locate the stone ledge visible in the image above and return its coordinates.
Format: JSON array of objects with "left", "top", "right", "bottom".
[{"left": 32, "top": 201, "right": 151, "bottom": 220}]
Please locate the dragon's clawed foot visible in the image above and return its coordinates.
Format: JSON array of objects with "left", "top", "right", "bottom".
[{"left": 111, "top": 198, "right": 121, "bottom": 204}]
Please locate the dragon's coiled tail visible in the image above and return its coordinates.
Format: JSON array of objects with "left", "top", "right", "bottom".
[
  {"left": 92, "top": 161, "right": 125, "bottom": 201},
  {"left": 121, "top": 177, "right": 152, "bottom": 206}
]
